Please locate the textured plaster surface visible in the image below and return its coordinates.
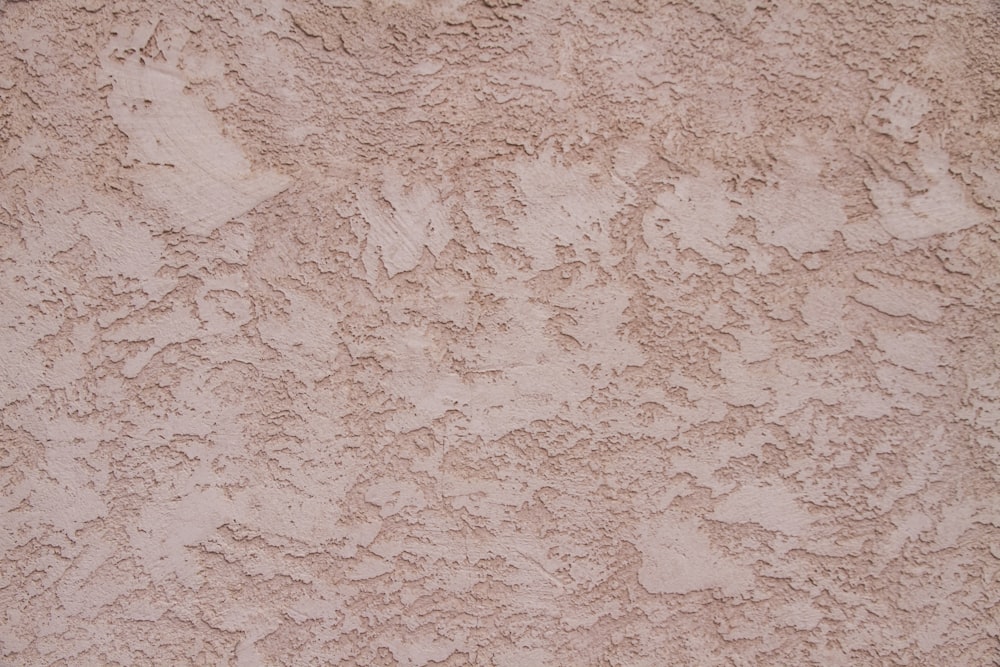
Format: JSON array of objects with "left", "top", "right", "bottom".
[{"left": 1, "top": 0, "right": 999, "bottom": 665}]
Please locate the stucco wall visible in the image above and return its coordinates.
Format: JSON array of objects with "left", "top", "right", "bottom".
[{"left": 2, "top": 0, "right": 999, "bottom": 665}]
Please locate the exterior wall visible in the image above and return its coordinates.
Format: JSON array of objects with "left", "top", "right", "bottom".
[{"left": 1, "top": 0, "right": 998, "bottom": 664}]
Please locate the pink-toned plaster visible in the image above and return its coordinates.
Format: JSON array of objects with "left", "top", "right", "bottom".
[{"left": 1, "top": 0, "right": 999, "bottom": 665}]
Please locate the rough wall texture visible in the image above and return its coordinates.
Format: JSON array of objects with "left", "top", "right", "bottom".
[{"left": 2, "top": 0, "right": 999, "bottom": 665}]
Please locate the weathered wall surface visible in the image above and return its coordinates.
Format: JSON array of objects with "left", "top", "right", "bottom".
[{"left": 2, "top": 0, "right": 999, "bottom": 664}]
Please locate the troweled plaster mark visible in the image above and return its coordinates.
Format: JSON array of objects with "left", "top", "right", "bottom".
[
  {"left": 739, "top": 137, "right": 847, "bottom": 259},
  {"left": 866, "top": 135, "right": 992, "bottom": 240},
  {"left": 100, "top": 21, "right": 289, "bottom": 236},
  {"left": 354, "top": 168, "right": 453, "bottom": 281},
  {"left": 866, "top": 82, "right": 931, "bottom": 143},
  {"left": 507, "top": 150, "right": 626, "bottom": 270},
  {"left": 636, "top": 512, "right": 751, "bottom": 596},
  {"left": 382, "top": 277, "right": 643, "bottom": 440},
  {"left": 853, "top": 269, "right": 949, "bottom": 322},
  {"left": 712, "top": 481, "right": 815, "bottom": 537},
  {"left": 643, "top": 165, "right": 741, "bottom": 267}
]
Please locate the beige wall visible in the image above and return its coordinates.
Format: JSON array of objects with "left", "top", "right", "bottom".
[{"left": 2, "top": 0, "right": 998, "bottom": 664}]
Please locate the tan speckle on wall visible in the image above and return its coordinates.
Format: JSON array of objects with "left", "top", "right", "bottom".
[{"left": 2, "top": 0, "right": 998, "bottom": 665}]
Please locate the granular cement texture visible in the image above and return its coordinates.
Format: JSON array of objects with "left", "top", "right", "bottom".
[{"left": 1, "top": 0, "right": 999, "bottom": 665}]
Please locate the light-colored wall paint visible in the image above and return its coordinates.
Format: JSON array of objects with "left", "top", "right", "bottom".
[{"left": 2, "top": 1, "right": 998, "bottom": 664}]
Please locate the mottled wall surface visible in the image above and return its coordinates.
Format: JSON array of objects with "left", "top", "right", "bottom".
[{"left": 1, "top": 0, "right": 999, "bottom": 665}]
